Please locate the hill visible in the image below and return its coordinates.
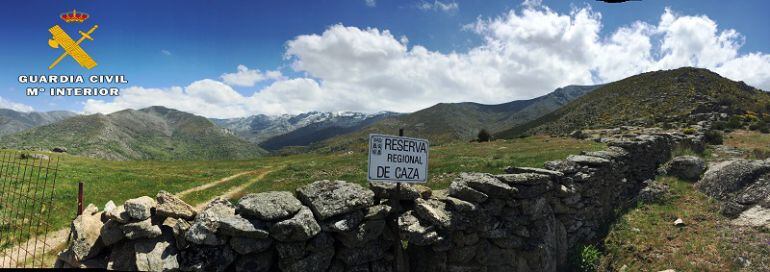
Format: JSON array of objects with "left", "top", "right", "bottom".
[
  {"left": 211, "top": 111, "right": 396, "bottom": 147},
  {"left": 1, "top": 106, "right": 267, "bottom": 160},
  {"left": 0, "top": 109, "right": 77, "bottom": 136},
  {"left": 315, "top": 84, "right": 599, "bottom": 151},
  {"left": 496, "top": 67, "right": 770, "bottom": 138}
]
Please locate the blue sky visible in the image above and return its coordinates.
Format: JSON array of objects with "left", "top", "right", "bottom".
[{"left": 2, "top": 0, "right": 770, "bottom": 117}]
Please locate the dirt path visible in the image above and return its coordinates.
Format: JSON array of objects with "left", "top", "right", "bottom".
[
  {"left": 175, "top": 170, "right": 259, "bottom": 199},
  {"left": 194, "top": 166, "right": 278, "bottom": 210},
  {"left": 0, "top": 169, "right": 268, "bottom": 268},
  {"left": 0, "top": 228, "right": 69, "bottom": 268}
]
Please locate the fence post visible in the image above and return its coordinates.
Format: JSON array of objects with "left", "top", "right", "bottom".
[
  {"left": 77, "top": 182, "right": 83, "bottom": 216},
  {"left": 394, "top": 128, "right": 404, "bottom": 272}
]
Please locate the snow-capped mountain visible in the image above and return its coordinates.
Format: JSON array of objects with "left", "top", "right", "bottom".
[{"left": 210, "top": 111, "right": 399, "bottom": 148}]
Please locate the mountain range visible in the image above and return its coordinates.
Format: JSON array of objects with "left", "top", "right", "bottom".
[
  {"left": 1, "top": 106, "right": 266, "bottom": 160},
  {"left": 0, "top": 109, "right": 77, "bottom": 136}
]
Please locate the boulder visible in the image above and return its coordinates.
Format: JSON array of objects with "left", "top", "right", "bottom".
[
  {"left": 637, "top": 180, "right": 669, "bottom": 204},
  {"left": 124, "top": 196, "right": 157, "bottom": 221},
  {"left": 234, "top": 251, "right": 274, "bottom": 272},
  {"left": 100, "top": 220, "right": 125, "bottom": 246},
  {"left": 270, "top": 206, "right": 321, "bottom": 242},
  {"left": 105, "top": 204, "right": 132, "bottom": 224},
  {"left": 52, "top": 146, "right": 68, "bottom": 153},
  {"left": 156, "top": 191, "right": 196, "bottom": 220},
  {"left": 179, "top": 245, "right": 235, "bottom": 272},
  {"left": 216, "top": 214, "right": 270, "bottom": 239},
  {"left": 297, "top": 180, "right": 375, "bottom": 220},
  {"left": 664, "top": 156, "right": 706, "bottom": 181},
  {"left": 185, "top": 219, "right": 226, "bottom": 246},
  {"left": 455, "top": 173, "right": 517, "bottom": 199},
  {"left": 121, "top": 218, "right": 162, "bottom": 240},
  {"left": 237, "top": 191, "right": 303, "bottom": 221},
  {"left": 696, "top": 160, "right": 770, "bottom": 200},
  {"left": 67, "top": 207, "right": 105, "bottom": 262},
  {"left": 198, "top": 197, "right": 236, "bottom": 221},
  {"left": 230, "top": 237, "right": 273, "bottom": 255},
  {"left": 134, "top": 230, "right": 179, "bottom": 271}
]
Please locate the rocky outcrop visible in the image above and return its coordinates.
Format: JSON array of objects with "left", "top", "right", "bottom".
[
  {"left": 662, "top": 155, "right": 706, "bottom": 181},
  {"left": 696, "top": 159, "right": 770, "bottom": 221},
  {"left": 58, "top": 133, "right": 687, "bottom": 271}
]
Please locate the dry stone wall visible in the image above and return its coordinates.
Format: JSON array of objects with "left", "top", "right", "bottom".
[{"left": 56, "top": 133, "right": 698, "bottom": 272}]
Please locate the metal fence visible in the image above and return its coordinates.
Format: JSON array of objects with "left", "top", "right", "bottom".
[{"left": 0, "top": 151, "right": 59, "bottom": 268}]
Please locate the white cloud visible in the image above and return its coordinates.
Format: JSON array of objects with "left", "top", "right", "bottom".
[
  {"left": 83, "top": 3, "right": 770, "bottom": 118},
  {"left": 418, "top": 1, "right": 459, "bottom": 13},
  {"left": 365, "top": 0, "right": 376, "bottom": 7},
  {"left": 161, "top": 49, "right": 172, "bottom": 56},
  {"left": 0, "top": 96, "right": 33, "bottom": 112},
  {"left": 220, "top": 65, "right": 283, "bottom": 87}
]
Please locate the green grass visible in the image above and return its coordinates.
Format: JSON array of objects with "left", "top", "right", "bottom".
[{"left": 0, "top": 135, "right": 602, "bottom": 254}]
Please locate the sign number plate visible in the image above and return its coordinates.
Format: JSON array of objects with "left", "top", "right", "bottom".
[{"left": 367, "top": 134, "right": 429, "bottom": 183}]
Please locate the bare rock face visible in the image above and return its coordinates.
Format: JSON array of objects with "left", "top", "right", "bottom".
[
  {"left": 237, "top": 191, "right": 303, "bottom": 221},
  {"left": 297, "top": 180, "right": 375, "bottom": 220},
  {"left": 696, "top": 159, "right": 770, "bottom": 201},
  {"left": 124, "top": 196, "right": 157, "bottom": 221},
  {"left": 156, "top": 191, "right": 196, "bottom": 220},
  {"left": 270, "top": 206, "right": 321, "bottom": 242},
  {"left": 664, "top": 155, "right": 706, "bottom": 181}
]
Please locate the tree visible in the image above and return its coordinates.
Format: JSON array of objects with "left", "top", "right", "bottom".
[{"left": 477, "top": 129, "right": 492, "bottom": 142}]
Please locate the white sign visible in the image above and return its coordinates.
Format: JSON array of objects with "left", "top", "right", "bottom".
[{"left": 367, "top": 134, "right": 429, "bottom": 183}]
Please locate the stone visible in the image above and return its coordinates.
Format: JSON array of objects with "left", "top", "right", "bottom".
[
  {"left": 732, "top": 205, "right": 770, "bottom": 228},
  {"left": 637, "top": 180, "right": 669, "bottom": 204},
  {"left": 665, "top": 156, "right": 706, "bottom": 181},
  {"left": 414, "top": 198, "right": 452, "bottom": 229},
  {"left": 443, "top": 196, "right": 477, "bottom": 212},
  {"left": 156, "top": 190, "right": 196, "bottom": 220},
  {"left": 448, "top": 180, "right": 488, "bottom": 203},
  {"left": 52, "top": 146, "right": 68, "bottom": 153},
  {"left": 105, "top": 204, "right": 132, "bottom": 224},
  {"left": 185, "top": 219, "right": 226, "bottom": 246},
  {"left": 456, "top": 173, "right": 517, "bottom": 199},
  {"left": 173, "top": 218, "right": 192, "bottom": 249},
  {"left": 234, "top": 251, "right": 274, "bottom": 272},
  {"left": 270, "top": 206, "right": 321, "bottom": 242},
  {"left": 322, "top": 209, "right": 364, "bottom": 232},
  {"left": 398, "top": 210, "right": 439, "bottom": 246},
  {"left": 67, "top": 209, "right": 105, "bottom": 262},
  {"left": 107, "top": 241, "right": 137, "bottom": 271},
  {"left": 696, "top": 159, "right": 770, "bottom": 200},
  {"left": 364, "top": 204, "right": 392, "bottom": 220},
  {"left": 369, "top": 182, "right": 421, "bottom": 200},
  {"left": 134, "top": 230, "right": 179, "bottom": 272},
  {"left": 237, "top": 191, "right": 303, "bottom": 221},
  {"left": 496, "top": 173, "right": 553, "bottom": 198},
  {"left": 100, "top": 219, "right": 125, "bottom": 246},
  {"left": 336, "top": 240, "right": 385, "bottom": 266},
  {"left": 230, "top": 236, "right": 273, "bottom": 255},
  {"left": 504, "top": 166, "right": 565, "bottom": 178},
  {"left": 336, "top": 219, "right": 386, "bottom": 248},
  {"left": 217, "top": 214, "right": 270, "bottom": 239},
  {"left": 297, "top": 180, "right": 375, "bottom": 220},
  {"left": 124, "top": 196, "right": 157, "bottom": 221},
  {"left": 199, "top": 197, "right": 236, "bottom": 221},
  {"left": 276, "top": 242, "right": 307, "bottom": 259},
  {"left": 104, "top": 200, "right": 117, "bottom": 214},
  {"left": 566, "top": 155, "right": 611, "bottom": 167},
  {"left": 673, "top": 218, "right": 685, "bottom": 227},
  {"left": 278, "top": 247, "right": 334, "bottom": 272},
  {"left": 179, "top": 245, "right": 235, "bottom": 272},
  {"left": 121, "top": 218, "right": 162, "bottom": 239}
]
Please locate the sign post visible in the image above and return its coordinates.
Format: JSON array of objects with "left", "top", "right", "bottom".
[{"left": 367, "top": 129, "right": 429, "bottom": 272}]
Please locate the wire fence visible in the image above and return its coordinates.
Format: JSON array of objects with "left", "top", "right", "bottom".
[{"left": 0, "top": 151, "right": 59, "bottom": 268}]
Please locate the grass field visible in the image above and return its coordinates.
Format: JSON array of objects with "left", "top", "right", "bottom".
[{"left": 0, "top": 135, "right": 603, "bottom": 251}]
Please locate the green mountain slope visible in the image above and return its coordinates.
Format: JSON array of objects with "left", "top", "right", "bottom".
[
  {"left": 314, "top": 85, "right": 599, "bottom": 151},
  {"left": 496, "top": 67, "right": 770, "bottom": 138},
  {"left": 1, "top": 106, "right": 267, "bottom": 160}
]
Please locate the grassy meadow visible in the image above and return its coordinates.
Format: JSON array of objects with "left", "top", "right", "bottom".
[{"left": 0, "top": 135, "right": 603, "bottom": 250}]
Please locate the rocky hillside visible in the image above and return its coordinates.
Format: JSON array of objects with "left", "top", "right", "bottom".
[
  {"left": 1, "top": 106, "right": 266, "bottom": 160},
  {"left": 0, "top": 109, "right": 77, "bottom": 136},
  {"left": 497, "top": 67, "right": 770, "bottom": 138},
  {"left": 211, "top": 111, "right": 396, "bottom": 146},
  {"left": 317, "top": 85, "right": 599, "bottom": 151}
]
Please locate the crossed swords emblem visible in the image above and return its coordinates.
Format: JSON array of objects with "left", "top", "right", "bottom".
[{"left": 47, "top": 24, "right": 99, "bottom": 70}]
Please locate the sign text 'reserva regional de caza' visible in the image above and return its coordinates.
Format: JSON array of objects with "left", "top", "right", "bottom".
[{"left": 368, "top": 134, "right": 429, "bottom": 183}]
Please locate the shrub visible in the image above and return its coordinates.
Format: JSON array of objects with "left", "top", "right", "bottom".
[
  {"left": 477, "top": 129, "right": 492, "bottom": 142},
  {"left": 579, "top": 244, "right": 601, "bottom": 272},
  {"left": 725, "top": 115, "right": 743, "bottom": 129},
  {"left": 703, "top": 130, "right": 724, "bottom": 145},
  {"left": 682, "top": 128, "right": 696, "bottom": 135}
]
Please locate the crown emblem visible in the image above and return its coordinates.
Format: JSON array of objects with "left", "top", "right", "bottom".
[{"left": 60, "top": 9, "right": 89, "bottom": 23}]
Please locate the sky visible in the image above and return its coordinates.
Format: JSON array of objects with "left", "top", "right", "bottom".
[{"left": 2, "top": 0, "right": 770, "bottom": 118}]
